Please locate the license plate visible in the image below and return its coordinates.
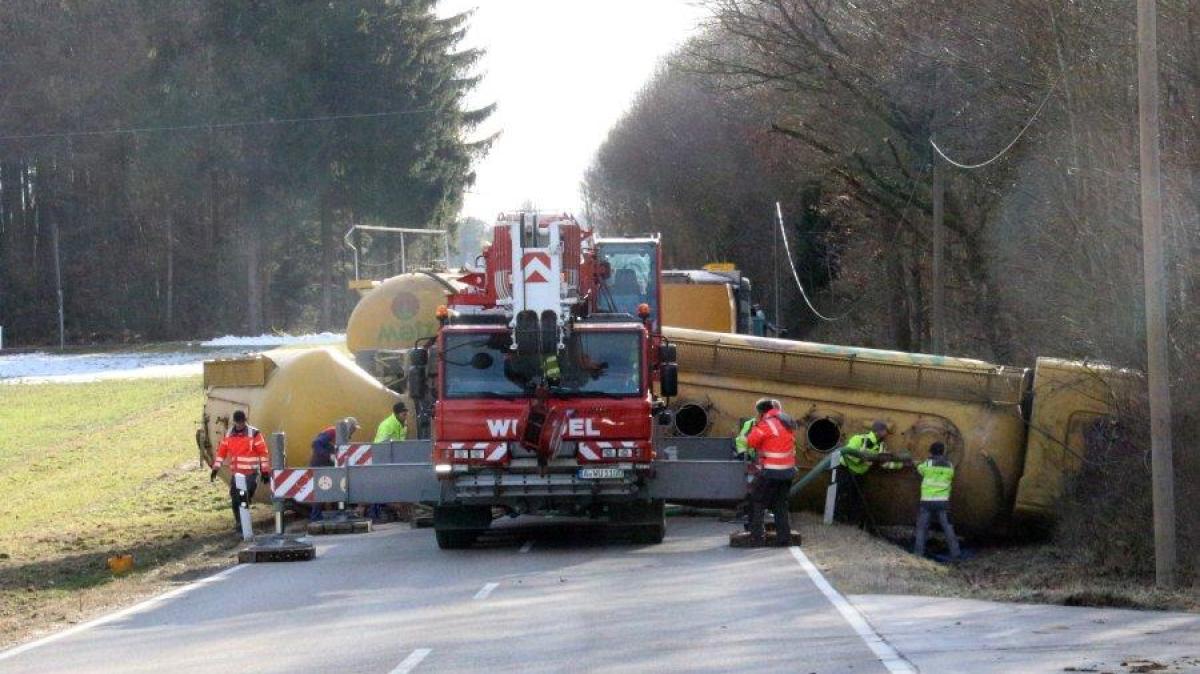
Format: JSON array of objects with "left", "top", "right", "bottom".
[{"left": 578, "top": 468, "right": 624, "bottom": 480}]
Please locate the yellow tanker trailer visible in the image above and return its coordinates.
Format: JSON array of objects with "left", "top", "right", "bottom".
[
  {"left": 198, "top": 272, "right": 457, "bottom": 485},
  {"left": 659, "top": 327, "right": 1122, "bottom": 535}
]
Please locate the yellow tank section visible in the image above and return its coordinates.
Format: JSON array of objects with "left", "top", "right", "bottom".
[
  {"left": 1013, "top": 358, "right": 1126, "bottom": 524},
  {"left": 346, "top": 272, "right": 458, "bottom": 355},
  {"left": 662, "top": 284, "right": 736, "bottom": 332},
  {"left": 201, "top": 347, "right": 401, "bottom": 480},
  {"left": 662, "top": 327, "right": 1031, "bottom": 534}
]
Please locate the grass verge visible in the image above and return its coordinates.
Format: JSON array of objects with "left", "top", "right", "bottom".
[
  {"left": 797, "top": 513, "right": 1200, "bottom": 611},
  {"left": 0, "top": 376, "right": 256, "bottom": 649}
]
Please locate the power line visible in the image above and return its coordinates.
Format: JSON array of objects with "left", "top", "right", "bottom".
[
  {"left": 775, "top": 201, "right": 849, "bottom": 322},
  {"left": 0, "top": 108, "right": 438, "bottom": 142},
  {"left": 929, "top": 77, "right": 1059, "bottom": 170}
]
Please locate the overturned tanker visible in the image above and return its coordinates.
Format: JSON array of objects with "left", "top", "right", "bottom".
[{"left": 658, "top": 327, "right": 1125, "bottom": 535}]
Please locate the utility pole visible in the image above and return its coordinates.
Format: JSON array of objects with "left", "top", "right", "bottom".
[
  {"left": 931, "top": 161, "right": 945, "bottom": 354},
  {"left": 773, "top": 206, "right": 780, "bottom": 326},
  {"left": 1137, "top": 0, "right": 1176, "bottom": 588}
]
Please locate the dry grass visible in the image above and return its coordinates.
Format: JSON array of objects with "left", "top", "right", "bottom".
[
  {"left": 797, "top": 513, "right": 1200, "bottom": 611},
  {"left": 0, "top": 376, "right": 264, "bottom": 649}
]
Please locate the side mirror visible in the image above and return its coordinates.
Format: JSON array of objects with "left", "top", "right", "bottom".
[
  {"left": 660, "top": 363, "right": 678, "bottom": 398},
  {"left": 407, "top": 365, "right": 428, "bottom": 400},
  {"left": 659, "top": 342, "right": 677, "bottom": 363},
  {"left": 408, "top": 347, "right": 429, "bottom": 367}
]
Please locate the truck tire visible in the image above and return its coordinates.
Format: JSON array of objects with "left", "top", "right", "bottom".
[
  {"left": 435, "top": 528, "right": 483, "bottom": 549},
  {"left": 432, "top": 505, "right": 492, "bottom": 550},
  {"left": 614, "top": 500, "right": 666, "bottom": 545}
]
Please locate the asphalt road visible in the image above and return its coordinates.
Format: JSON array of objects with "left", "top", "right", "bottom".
[{"left": 0, "top": 518, "right": 897, "bottom": 674}]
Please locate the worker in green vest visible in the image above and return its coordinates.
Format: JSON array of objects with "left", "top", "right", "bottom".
[
  {"left": 734, "top": 417, "right": 756, "bottom": 459},
  {"left": 374, "top": 401, "right": 409, "bottom": 442},
  {"left": 833, "top": 420, "right": 890, "bottom": 525},
  {"left": 913, "top": 441, "right": 961, "bottom": 559}
]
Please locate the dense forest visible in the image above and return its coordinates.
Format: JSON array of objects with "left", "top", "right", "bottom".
[
  {"left": 0, "top": 0, "right": 490, "bottom": 345},
  {"left": 586, "top": 0, "right": 1200, "bottom": 574}
]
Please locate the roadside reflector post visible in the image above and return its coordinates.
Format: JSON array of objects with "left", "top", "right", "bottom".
[{"left": 270, "top": 432, "right": 286, "bottom": 535}]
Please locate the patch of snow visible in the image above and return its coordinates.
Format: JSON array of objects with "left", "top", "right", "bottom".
[
  {"left": 0, "top": 351, "right": 207, "bottom": 384},
  {"left": 199, "top": 332, "right": 345, "bottom": 347}
]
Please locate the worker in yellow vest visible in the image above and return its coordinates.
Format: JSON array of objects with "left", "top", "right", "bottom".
[
  {"left": 834, "top": 420, "right": 890, "bottom": 525},
  {"left": 913, "top": 442, "right": 962, "bottom": 560}
]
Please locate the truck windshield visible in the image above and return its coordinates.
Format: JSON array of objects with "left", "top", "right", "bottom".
[
  {"left": 597, "top": 242, "right": 657, "bottom": 320},
  {"left": 442, "top": 331, "right": 642, "bottom": 398}
]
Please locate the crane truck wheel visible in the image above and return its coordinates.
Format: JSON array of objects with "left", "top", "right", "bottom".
[
  {"left": 614, "top": 500, "right": 666, "bottom": 545},
  {"left": 432, "top": 505, "right": 492, "bottom": 550}
]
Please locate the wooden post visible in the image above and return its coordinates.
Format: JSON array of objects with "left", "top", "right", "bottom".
[{"left": 931, "top": 161, "right": 945, "bottom": 354}]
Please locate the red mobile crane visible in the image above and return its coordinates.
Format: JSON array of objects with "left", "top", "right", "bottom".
[
  {"left": 409, "top": 212, "right": 690, "bottom": 548},
  {"left": 261, "top": 212, "right": 748, "bottom": 550}
]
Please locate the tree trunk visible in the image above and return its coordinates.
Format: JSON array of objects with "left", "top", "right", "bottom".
[
  {"left": 246, "top": 232, "right": 262, "bottom": 335},
  {"left": 165, "top": 216, "right": 174, "bottom": 337}
]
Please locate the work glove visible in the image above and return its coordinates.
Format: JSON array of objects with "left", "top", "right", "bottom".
[
  {"left": 260, "top": 472, "right": 270, "bottom": 485},
  {"left": 209, "top": 468, "right": 218, "bottom": 482}
]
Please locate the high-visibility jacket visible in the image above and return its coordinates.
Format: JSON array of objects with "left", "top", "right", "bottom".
[
  {"left": 745, "top": 409, "right": 796, "bottom": 470},
  {"left": 734, "top": 418, "right": 755, "bottom": 458},
  {"left": 542, "top": 354, "right": 561, "bottom": 380},
  {"left": 374, "top": 414, "right": 408, "bottom": 442},
  {"left": 214, "top": 425, "right": 270, "bottom": 475},
  {"left": 917, "top": 458, "right": 954, "bottom": 502},
  {"left": 841, "top": 431, "right": 883, "bottom": 475}
]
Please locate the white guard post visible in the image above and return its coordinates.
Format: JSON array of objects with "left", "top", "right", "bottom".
[
  {"left": 235, "top": 473, "right": 254, "bottom": 541},
  {"left": 823, "top": 450, "right": 840, "bottom": 525}
]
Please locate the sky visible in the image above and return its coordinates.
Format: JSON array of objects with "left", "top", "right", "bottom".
[{"left": 439, "top": 0, "right": 709, "bottom": 223}]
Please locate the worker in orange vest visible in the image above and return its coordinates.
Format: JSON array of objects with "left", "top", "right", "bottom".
[
  {"left": 210, "top": 410, "right": 270, "bottom": 532},
  {"left": 745, "top": 398, "right": 798, "bottom": 547}
]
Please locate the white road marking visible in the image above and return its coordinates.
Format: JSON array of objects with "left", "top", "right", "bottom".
[
  {"left": 789, "top": 547, "right": 917, "bottom": 674},
  {"left": 473, "top": 582, "right": 500, "bottom": 600},
  {"left": 0, "top": 564, "right": 246, "bottom": 663},
  {"left": 519, "top": 541, "right": 533, "bottom": 553},
  {"left": 390, "top": 648, "right": 432, "bottom": 674}
]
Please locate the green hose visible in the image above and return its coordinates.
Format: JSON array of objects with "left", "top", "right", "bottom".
[{"left": 788, "top": 452, "right": 835, "bottom": 499}]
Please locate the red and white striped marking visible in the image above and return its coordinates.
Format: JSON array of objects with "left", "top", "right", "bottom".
[
  {"left": 336, "top": 443, "right": 374, "bottom": 467},
  {"left": 272, "top": 468, "right": 315, "bottom": 502},
  {"left": 521, "top": 252, "right": 552, "bottom": 283},
  {"left": 578, "top": 440, "right": 639, "bottom": 461},
  {"left": 439, "top": 442, "right": 508, "bottom": 462}
]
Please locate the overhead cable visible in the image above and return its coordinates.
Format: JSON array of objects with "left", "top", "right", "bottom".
[
  {"left": 929, "top": 77, "right": 1059, "bottom": 170},
  {"left": 775, "top": 201, "right": 848, "bottom": 322}
]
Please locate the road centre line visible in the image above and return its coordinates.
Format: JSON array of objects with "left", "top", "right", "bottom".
[
  {"left": 473, "top": 582, "right": 500, "bottom": 600},
  {"left": 789, "top": 547, "right": 917, "bottom": 674},
  {"left": 0, "top": 564, "right": 247, "bottom": 663},
  {"left": 519, "top": 541, "right": 533, "bottom": 553},
  {"left": 389, "top": 648, "right": 432, "bottom": 674}
]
